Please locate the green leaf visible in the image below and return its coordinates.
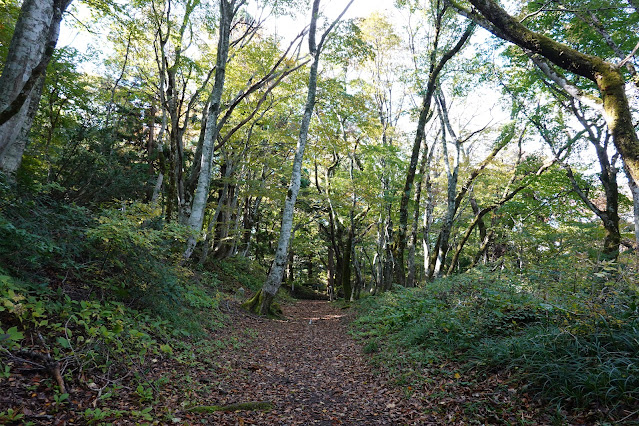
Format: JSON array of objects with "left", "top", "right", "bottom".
[{"left": 6, "top": 326, "right": 23, "bottom": 341}]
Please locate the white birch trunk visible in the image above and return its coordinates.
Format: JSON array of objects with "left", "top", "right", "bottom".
[
  {"left": 259, "top": 48, "right": 320, "bottom": 311},
  {"left": 183, "top": 0, "right": 235, "bottom": 260},
  {"left": 433, "top": 91, "right": 460, "bottom": 277},
  {"left": 0, "top": 0, "right": 72, "bottom": 175},
  {"left": 256, "top": 0, "right": 354, "bottom": 313}
]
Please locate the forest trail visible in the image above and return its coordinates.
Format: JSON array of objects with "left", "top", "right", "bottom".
[{"left": 201, "top": 300, "right": 432, "bottom": 425}]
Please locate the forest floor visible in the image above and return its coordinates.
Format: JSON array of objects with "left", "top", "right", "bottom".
[
  {"left": 3, "top": 298, "right": 560, "bottom": 425},
  {"left": 162, "top": 299, "right": 553, "bottom": 425},
  {"left": 187, "top": 299, "right": 436, "bottom": 425}
]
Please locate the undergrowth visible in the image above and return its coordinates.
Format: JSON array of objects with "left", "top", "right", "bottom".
[
  {"left": 211, "top": 255, "right": 267, "bottom": 293},
  {"left": 353, "top": 265, "right": 639, "bottom": 422},
  {"left": 0, "top": 185, "right": 243, "bottom": 423}
]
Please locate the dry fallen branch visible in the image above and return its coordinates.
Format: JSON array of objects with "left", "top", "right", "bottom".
[{"left": 9, "top": 349, "right": 67, "bottom": 394}]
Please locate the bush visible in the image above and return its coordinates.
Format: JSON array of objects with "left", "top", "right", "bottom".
[
  {"left": 85, "top": 203, "right": 193, "bottom": 309},
  {"left": 0, "top": 183, "right": 219, "bottom": 330},
  {"left": 354, "top": 265, "right": 639, "bottom": 418},
  {"left": 213, "top": 255, "right": 267, "bottom": 293},
  {"left": 1, "top": 275, "right": 162, "bottom": 373},
  {"left": 0, "top": 183, "right": 93, "bottom": 283}
]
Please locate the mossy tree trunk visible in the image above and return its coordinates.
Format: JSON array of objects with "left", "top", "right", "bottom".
[
  {"left": 455, "top": 0, "right": 639, "bottom": 190},
  {"left": 242, "top": 290, "right": 281, "bottom": 317}
]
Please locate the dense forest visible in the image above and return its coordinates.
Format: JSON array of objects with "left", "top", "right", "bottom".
[{"left": 1, "top": 0, "right": 638, "bottom": 423}]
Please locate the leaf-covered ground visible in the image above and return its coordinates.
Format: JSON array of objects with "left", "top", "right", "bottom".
[
  {"left": 3, "top": 298, "right": 571, "bottom": 424},
  {"left": 193, "top": 300, "right": 435, "bottom": 425}
]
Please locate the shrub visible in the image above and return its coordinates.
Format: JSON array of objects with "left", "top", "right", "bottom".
[
  {"left": 0, "top": 183, "right": 92, "bottom": 283},
  {"left": 85, "top": 202, "right": 194, "bottom": 310},
  {"left": 214, "top": 255, "right": 267, "bottom": 293},
  {"left": 354, "top": 265, "right": 639, "bottom": 418}
]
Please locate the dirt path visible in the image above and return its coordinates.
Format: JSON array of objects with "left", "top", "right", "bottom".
[{"left": 199, "top": 300, "right": 433, "bottom": 425}]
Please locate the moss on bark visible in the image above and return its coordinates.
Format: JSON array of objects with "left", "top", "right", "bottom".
[
  {"left": 241, "top": 289, "right": 283, "bottom": 318},
  {"left": 465, "top": 0, "right": 639, "bottom": 188}
]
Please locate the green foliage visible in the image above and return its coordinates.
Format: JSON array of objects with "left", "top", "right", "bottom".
[
  {"left": 0, "top": 0, "right": 20, "bottom": 62},
  {"left": 354, "top": 264, "right": 639, "bottom": 417},
  {"left": 214, "top": 255, "right": 267, "bottom": 293},
  {"left": 0, "top": 188, "right": 230, "bottom": 422},
  {"left": 0, "top": 251, "right": 233, "bottom": 419},
  {"left": 83, "top": 407, "right": 125, "bottom": 424},
  {"left": 0, "top": 183, "right": 222, "bottom": 331},
  {"left": 0, "top": 184, "right": 92, "bottom": 283},
  {"left": 0, "top": 325, "right": 23, "bottom": 350},
  {"left": 44, "top": 130, "right": 152, "bottom": 205},
  {"left": 322, "top": 19, "right": 374, "bottom": 67},
  {"left": 85, "top": 202, "right": 193, "bottom": 309},
  {"left": 135, "top": 382, "right": 154, "bottom": 404},
  {"left": 0, "top": 408, "right": 24, "bottom": 424},
  {"left": 0, "top": 276, "right": 163, "bottom": 371}
]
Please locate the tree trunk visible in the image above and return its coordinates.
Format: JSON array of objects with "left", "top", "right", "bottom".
[
  {"left": 373, "top": 223, "right": 383, "bottom": 294},
  {"left": 183, "top": 0, "right": 236, "bottom": 260},
  {"left": 0, "top": 0, "right": 72, "bottom": 175},
  {"left": 468, "top": 229, "right": 494, "bottom": 270},
  {"left": 422, "top": 161, "right": 435, "bottom": 277},
  {"left": 240, "top": 196, "right": 261, "bottom": 257},
  {"left": 0, "top": 75, "right": 45, "bottom": 175},
  {"left": 407, "top": 138, "right": 434, "bottom": 286},
  {"left": 214, "top": 177, "right": 241, "bottom": 259},
  {"left": 146, "top": 104, "right": 157, "bottom": 200},
  {"left": 328, "top": 244, "right": 335, "bottom": 294},
  {"left": 254, "top": 0, "right": 323, "bottom": 314},
  {"left": 527, "top": 88, "right": 622, "bottom": 262},
  {"left": 199, "top": 164, "right": 233, "bottom": 264},
  {"left": 341, "top": 227, "right": 353, "bottom": 302},
  {"left": 352, "top": 248, "right": 363, "bottom": 300},
  {"left": 459, "top": 0, "right": 639, "bottom": 190},
  {"left": 287, "top": 248, "right": 294, "bottom": 286},
  {"left": 432, "top": 91, "right": 460, "bottom": 278},
  {"left": 254, "top": 0, "right": 353, "bottom": 315},
  {"left": 395, "top": 20, "right": 475, "bottom": 285}
]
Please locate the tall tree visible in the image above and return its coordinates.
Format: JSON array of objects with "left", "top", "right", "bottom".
[
  {"left": 183, "top": 0, "right": 242, "bottom": 259},
  {"left": 360, "top": 12, "right": 405, "bottom": 292},
  {"left": 149, "top": 0, "right": 215, "bottom": 222},
  {"left": 395, "top": 1, "right": 475, "bottom": 285},
  {"left": 245, "top": 0, "right": 354, "bottom": 315},
  {"left": 0, "top": 0, "right": 73, "bottom": 175},
  {"left": 449, "top": 0, "right": 639, "bottom": 193},
  {"left": 425, "top": 99, "right": 519, "bottom": 279},
  {"left": 182, "top": 5, "right": 307, "bottom": 260},
  {"left": 531, "top": 99, "right": 623, "bottom": 261}
]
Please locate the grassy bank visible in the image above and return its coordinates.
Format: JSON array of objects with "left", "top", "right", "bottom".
[
  {"left": 353, "top": 266, "right": 639, "bottom": 423},
  {"left": 0, "top": 186, "right": 269, "bottom": 424}
]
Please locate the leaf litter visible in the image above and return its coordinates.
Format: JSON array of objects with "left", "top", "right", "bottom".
[{"left": 2, "top": 299, "right": 587, "bottom": 424}]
